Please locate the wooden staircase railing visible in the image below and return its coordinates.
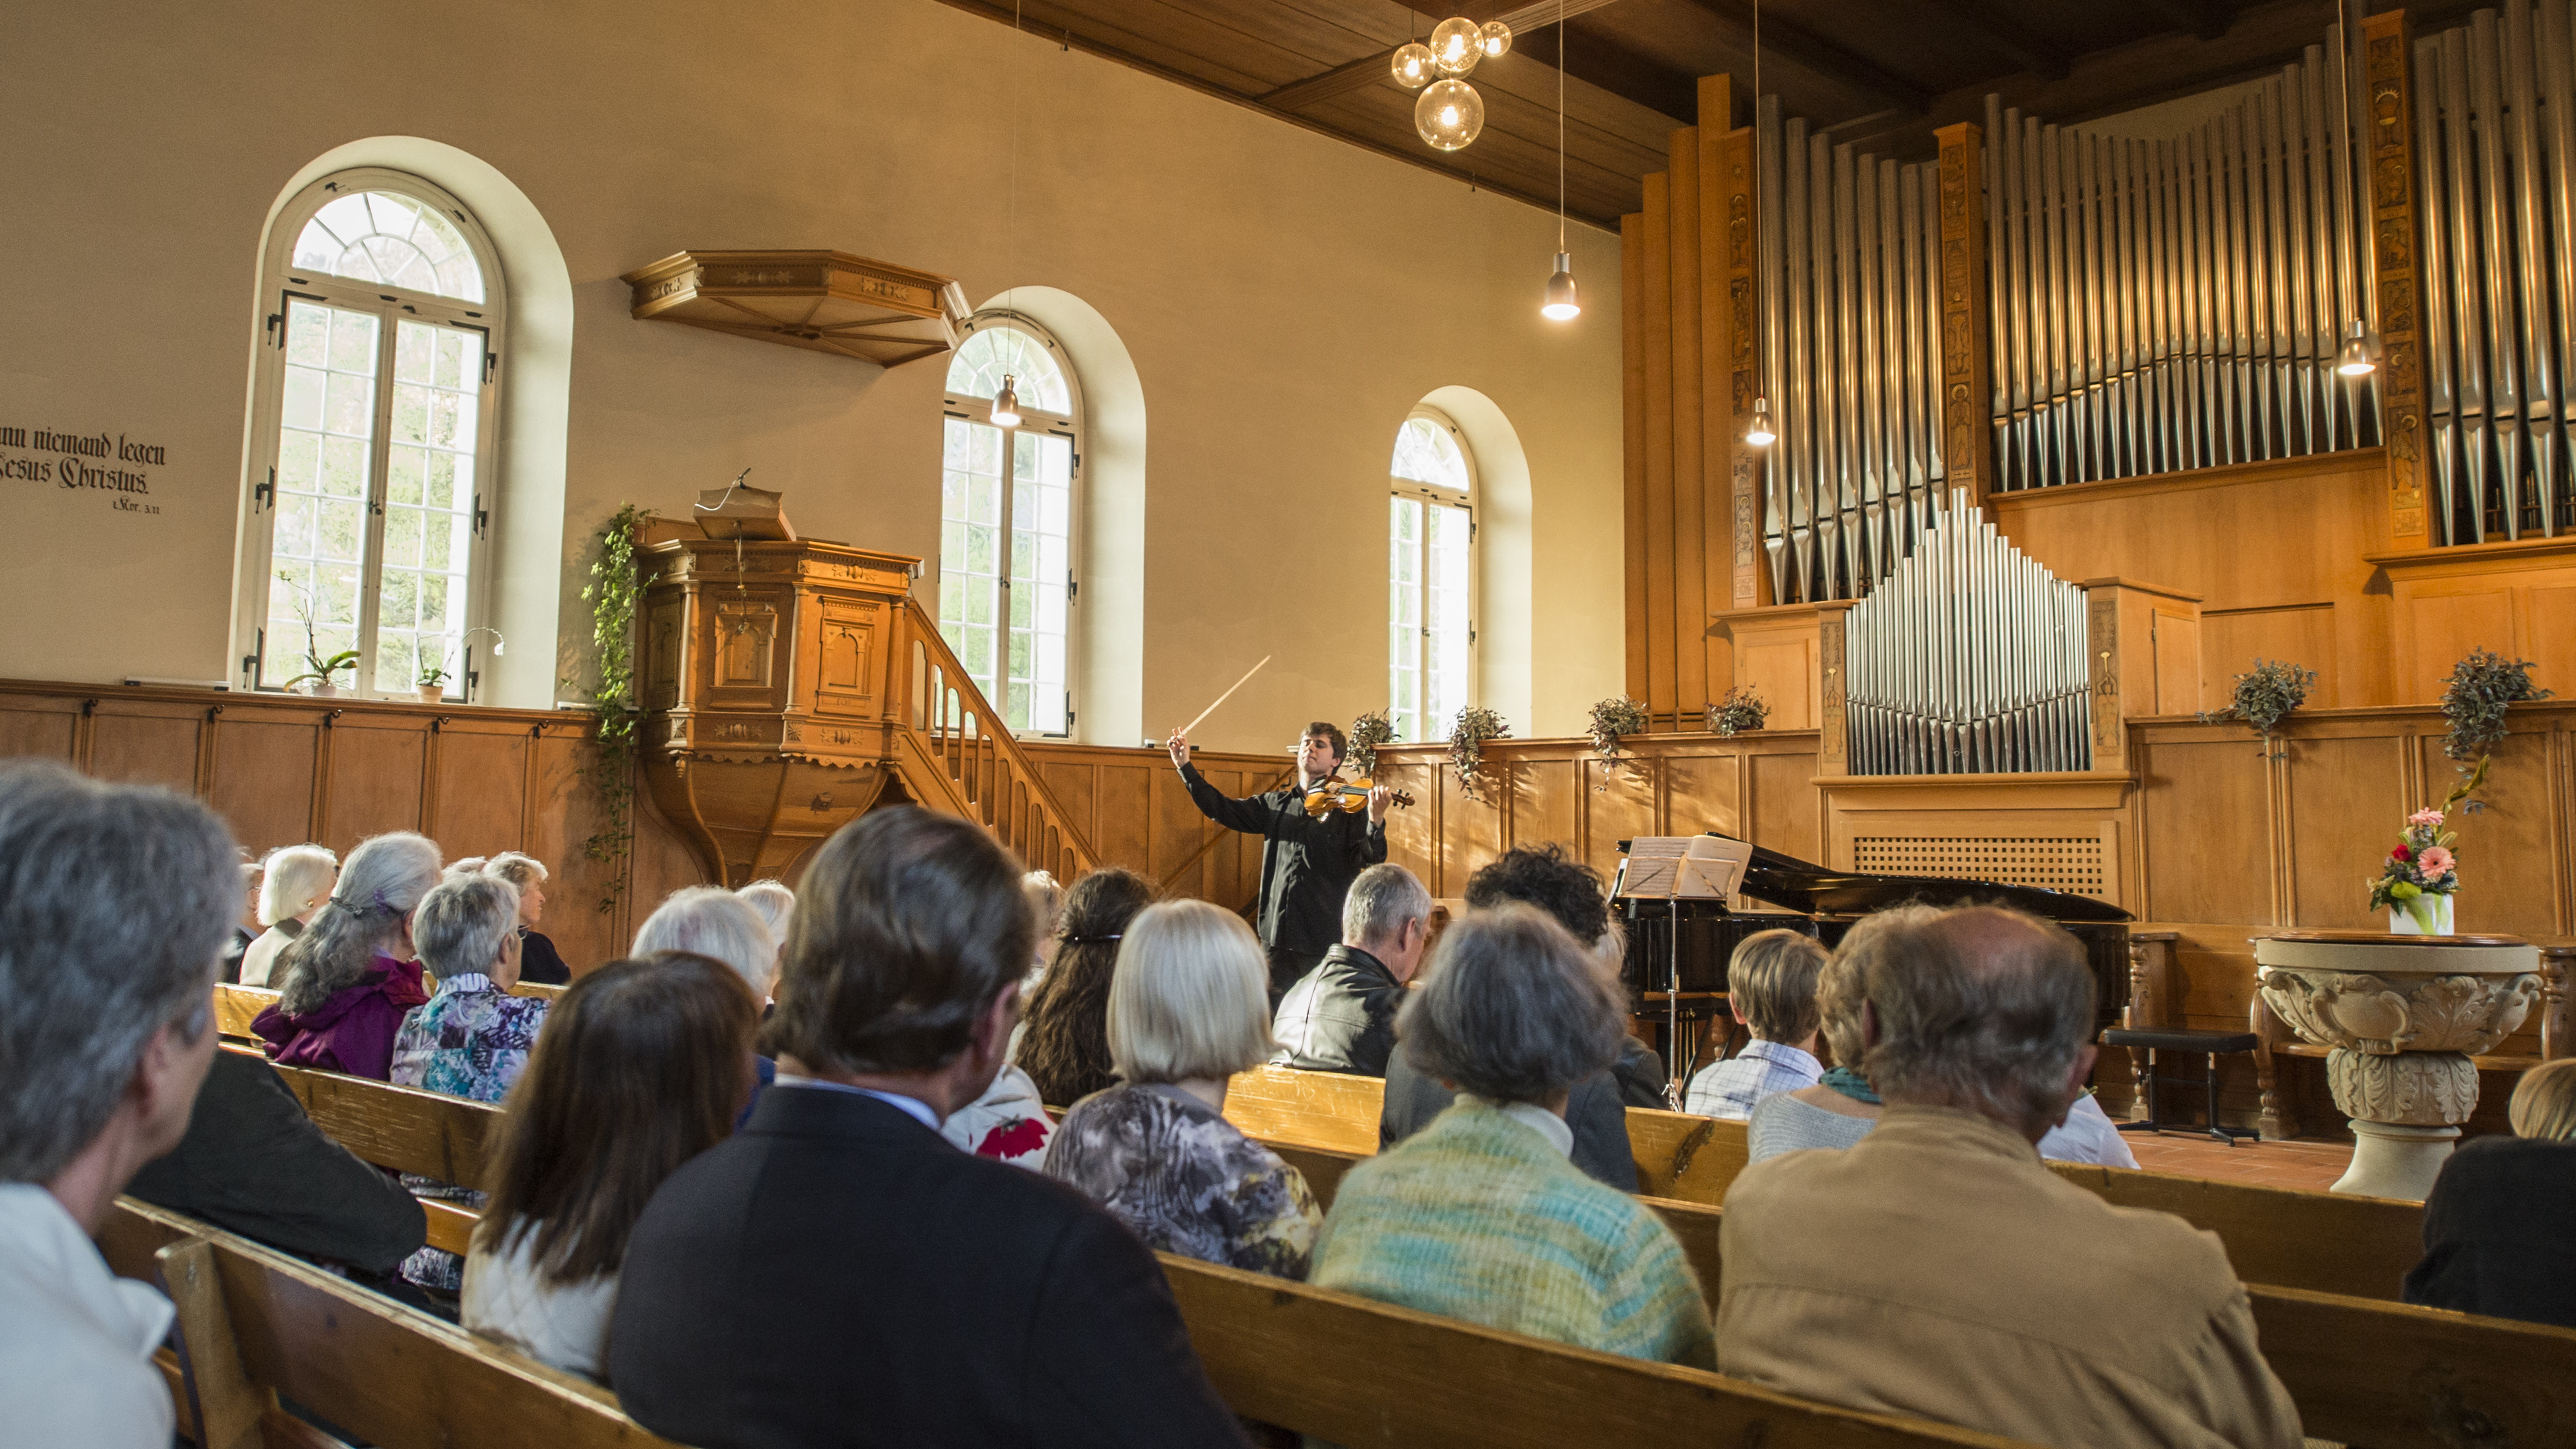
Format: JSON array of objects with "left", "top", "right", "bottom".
[{"left": 887, "top": 595, "right": 1094, "bottom": 880}]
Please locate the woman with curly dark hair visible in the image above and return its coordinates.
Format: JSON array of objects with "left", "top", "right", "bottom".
[{"left": 1012, "top": 865, "right": 1155, "bottom": 1107}]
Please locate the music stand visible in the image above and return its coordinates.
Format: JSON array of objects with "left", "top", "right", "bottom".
[{"left": 1620, "top": 836, "right": 1747, "bottom": 1101}]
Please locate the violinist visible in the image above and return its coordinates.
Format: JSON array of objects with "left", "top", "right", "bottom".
[{"left": 1168, "top": 721, "right": 1390, "bottom": 1000}]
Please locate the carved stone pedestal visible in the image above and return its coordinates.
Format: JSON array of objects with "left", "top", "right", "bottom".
[{"left": 2253, "top": 930, "right": 2541, "bottom": 1200}]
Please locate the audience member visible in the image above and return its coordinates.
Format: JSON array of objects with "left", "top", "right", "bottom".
[
  {"left": 128, "top": 1047, "right": 426, "bottom": 1278},
  {"left": 1682, "top": 930, "right": 1828, "bottom": 1120},
  {"left": 223, "top": 859, "right": 260, "bottom": 982},
  {"left": 1744, "top": 918, "right": 2138, "bottom": 1169},
  {"left": 240, "top": 843, "right": 338, "bottom": 988},
  {"left": 393, "top": 875, "right": 549, "bottom": 1102},
  {"left": 1382, "top": 846, "right": 1640, "bottom": 1189},
  {"left": 1272, "top": 863, "right": 1429, "bottom": 1076},
  {"left": 255, "top": 832, "right": 441, "bottom": 1079},
  {"left": 2403, "top": 1057, "right": 2576, "bottom": 1329},
  {"left": 1047, "top": 900, "right": 1322, "bottom": 1276},
  {"left": 444, "top": 856, "right": 490, "bottom": 879},
  {"left": 1314, "top": 906, "right": 1714, "bottom": 1366},
  {"left": 635, "top": 885, "right": 783, "bottom": 1127},
  {"left": 0, "top": 762, "right": 237, "bottom": 1447},
  {"left": 1015, "top": 865, "right": 1155, "bottom": 1107},
  {"left": 484, "top": 852, "right": 569, "bottom": 985},
  {"left": 736, "top": 877, "right": 796, "bottom": 973},
  {"left": 610, "top": 807, "right": 1247, "bottom": 1448},
  {"left": 1717, "top": 905, "right": 2302, "bottom": 1449},
  {"left": 463, "top": 951, "right": 758, "bottom": 1382}
]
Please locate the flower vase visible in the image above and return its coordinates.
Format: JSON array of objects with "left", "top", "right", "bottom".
[{"left": 2389, "top": 892, "right": 2456, "bottom": 937}]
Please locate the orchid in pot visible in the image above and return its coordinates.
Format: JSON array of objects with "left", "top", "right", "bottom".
[{"left": 2366, "top": 758, "right": 2488, "bottom": 935}]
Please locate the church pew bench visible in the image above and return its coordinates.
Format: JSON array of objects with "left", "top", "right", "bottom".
[
  {"left": 241, "top": 1057, "right": 2576, "bottom": 1449},
  {"left": 105, "top": 1196, "right": 2033, "bottom": 1449},
  {"left": 213, "top": 979, "right": 558, "bottom": 1044}
]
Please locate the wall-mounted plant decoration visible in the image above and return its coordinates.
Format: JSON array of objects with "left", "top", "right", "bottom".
[
  {"left": 575, "top": 504, "right": 648, "bottom": 914},
  {"left": 1347, "top": 710, "right": 1396, "bottom": 777},
  {"left": 1448, "top": 705, "right": 1509, "bottom": 801},
  {"left": 1709, "top": 686, "right": 1770, "bottom": 738},
  {"left": 2197, "top": 659, "right": 2317, "bottom": 758},
  {"left": 2438, "top": 649, "right": 2549, "bottom": 811}
]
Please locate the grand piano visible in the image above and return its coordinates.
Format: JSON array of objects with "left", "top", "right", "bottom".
[{"left": 1617, "top": 835, "right": 2135, "bottom": 1071}]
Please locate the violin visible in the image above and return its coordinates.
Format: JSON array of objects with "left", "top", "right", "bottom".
[{"left": 1302, "top": 776, "right": 1416, "bottom": 818}]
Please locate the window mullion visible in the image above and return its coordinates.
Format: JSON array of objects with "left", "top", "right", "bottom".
[{"left": 355, "top": 301, "right": 402, "bottom": 695}]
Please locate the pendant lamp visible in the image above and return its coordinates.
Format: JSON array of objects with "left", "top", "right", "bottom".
[
  {"left": 1538, "top": 0, "right": 1578, "bottom": 320},
  {"left": 991, "top": 374, "right": 1023, "bottom": 428},
  {"left": 1742, "top": 0, "right": 1774, "bottom": 445}
]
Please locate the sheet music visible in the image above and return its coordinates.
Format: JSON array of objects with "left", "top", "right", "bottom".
[
  {"left": 1618, "top": 835, "right": 1748, "bottom": 900},
  {"left": 1619, "top": 837, "right": 1689, "bottom": 898}
]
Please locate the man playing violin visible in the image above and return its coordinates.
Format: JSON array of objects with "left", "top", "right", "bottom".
[{"left": 1168, "top": 720, "right": 1391, "bottom": 1001}]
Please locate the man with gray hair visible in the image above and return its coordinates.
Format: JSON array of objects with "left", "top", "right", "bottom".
[
  {"left": 0, "top": 762, "right": 240, "bottom": 1447},
  {"left": 1716, "top": 905, "right": 2303, "bottom": 1449},
  {"left": 1272, "top": 863, "right": 1431, "bottom": 1076}
]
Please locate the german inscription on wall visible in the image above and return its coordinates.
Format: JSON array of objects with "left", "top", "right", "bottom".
[{"left": 0, "top": 424, "right": 167, "bottom": 515}]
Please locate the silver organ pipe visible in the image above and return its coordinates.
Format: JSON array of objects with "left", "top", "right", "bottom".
[
  {"left": 1753, "top": 104, "right": 1949, "bottom": 602},
  {"left": 1841, "top": 492, "right": 2091, "bottom": 776},
  {"left": 2415, "top": 0, "right": 2575, "bottom": 543}
]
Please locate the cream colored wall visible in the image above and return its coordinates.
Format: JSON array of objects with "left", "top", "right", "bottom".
[{"left": 0, "top": 0, "right": 1626, "bottom": 748}]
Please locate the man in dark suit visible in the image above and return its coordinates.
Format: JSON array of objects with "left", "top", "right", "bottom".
[{"left": 610, "top": 807, "right": 1247, "bottom": 1449}]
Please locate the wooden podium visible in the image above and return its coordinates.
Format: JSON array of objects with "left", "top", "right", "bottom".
[{"left": 637, "top": 535, "right": 918, "bottom": 886}]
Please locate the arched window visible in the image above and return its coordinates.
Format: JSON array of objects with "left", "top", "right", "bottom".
[
  {"left": 939, "top": 314, "right": 1081, "bottom": 736},
  {"left": 238, "top": 170, "right": 506, "bottom": 700},
  {"left": 1389, "top": 408, "right": 1475, "bottom": 742}
]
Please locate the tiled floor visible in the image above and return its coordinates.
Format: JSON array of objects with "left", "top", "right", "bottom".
[{"left": 2119, "top": 1128, "right": 2354, "bottom": 1192}]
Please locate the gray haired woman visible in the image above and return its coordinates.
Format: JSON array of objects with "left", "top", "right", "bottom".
[
  {"left": 486, "top": 852, "right": 570, "bottom": 985},
  {"left": 633, "top": 885, "right": 782, "bottom": 1129},
  {"left": 1309, "top": 903, "right": 1715, "bottom": 1366},
  {"left": 239, "top": 844, "right": 338, "bottom": 988},
  {"left": 253, "top": 832, "right": 443, "bottom": 1080}
]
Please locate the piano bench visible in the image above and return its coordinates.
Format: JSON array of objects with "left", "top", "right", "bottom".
[{"left": 2099, "top": 1028, "right": 2260, "bottom": 1147}]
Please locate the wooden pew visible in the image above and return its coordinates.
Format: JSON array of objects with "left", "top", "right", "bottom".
[
  {"left": 238, "top": 1055, "right": 2576, "bottom": 1449},
  {"left": 105, "top": 1196, "right": 2033, "bottom": 1449},
  {"left": 214, "top": 978, "right": 558, "bottom": 1044},
  {"left": 1221, "top": 1065, "right": 1384, "bottom": 1155}
]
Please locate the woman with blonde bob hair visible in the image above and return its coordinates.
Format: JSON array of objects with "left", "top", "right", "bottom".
[
  {"left": 2405, "top": 1057, "right": 2576, "bottom": 1329},
  {"left": 1043, "top": 899, "right": 1321, "bottom": 1277},
  {"left": 240, "top": 844, "right": 337, "bottom": 987}
]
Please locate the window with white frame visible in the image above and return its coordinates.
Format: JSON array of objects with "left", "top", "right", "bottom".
[
  {"left": 236, "top": 171, "right": 504, "bottom": 701},
  {"left": 1389, "top": 410, "right": 1475, "bottom": 742},
  {"left": 939, "top": 316, "right": 1079, "bottom": 736}
]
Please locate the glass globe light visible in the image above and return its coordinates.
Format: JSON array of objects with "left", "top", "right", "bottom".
[
  {"left": 990, "top": 374, "right": 1023, "bottom": 428},
  {"left": 1429, "top": 17, "right": 1484, "bottom": 76},
  {"left": 1416, "top": 79, "right": 1485, "bottom": 150},
  {"left": 1480, "top": 21, "right": 1513, "bottom": 58},
  {"left": 1391, "top": 42, "right": 1436, "bottom": 89},
  {"left": 1542, "top": 253, "right": 1579, "bottom": 320}
]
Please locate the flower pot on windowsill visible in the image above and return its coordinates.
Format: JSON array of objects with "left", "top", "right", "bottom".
[
  {"left": 2389, "top": 892, "right": 2457, "bottom": 936},
  {"left": 296, "top": 681, "right": 339, "bottom": 698},
  {"left": 416, "top": 685, "right": 445, "bottom": 703}
]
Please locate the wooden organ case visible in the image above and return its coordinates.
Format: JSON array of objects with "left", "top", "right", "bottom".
[{"left": 637, "top": 535, "right": 919, "bottom": 886}]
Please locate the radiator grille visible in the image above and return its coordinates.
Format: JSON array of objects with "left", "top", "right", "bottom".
[{"left": 1851, "top": 835, "right": 2108, "bottom": 900}]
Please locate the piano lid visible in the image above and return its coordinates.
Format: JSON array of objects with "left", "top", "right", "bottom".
[{"left": 1699, "top": 835, "right": 2134, "bottom": 924}]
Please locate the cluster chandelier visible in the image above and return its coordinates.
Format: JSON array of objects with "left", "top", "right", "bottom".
[{"left": 1393, "top": 16, "right": 1511, "bottom": 151}]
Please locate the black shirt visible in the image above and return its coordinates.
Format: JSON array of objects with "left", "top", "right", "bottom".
[
  {"left": 2402, "top": 1134, "right": 2576, "bottom": 1329},
  {"left": 517, "top": 928, "right": 571, "bottom": 985},
  {"left": 1178, "top": 762, "right": 1386, "bottom": 957}
]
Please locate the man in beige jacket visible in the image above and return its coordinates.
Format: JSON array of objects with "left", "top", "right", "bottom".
[{"left": 1716, "top": 905, "right": 2303, "bottom": 1449}]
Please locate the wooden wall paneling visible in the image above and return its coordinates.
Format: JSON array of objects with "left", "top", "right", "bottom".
[
  {"left": 1622, "top": 214, "right": 1650, "bottom": 705},
  {"left": 2280, "top": 731, "right": 2410, "bottom": 928},
  {"left": 1443, "top": 762, "right": 1507, "bottom": 893},
  {"left": 1662, "top": 749, "right": 1744, "bottom": 839},
  {"left": 2412, "top": 723, "right": 2566, "bottom": 938},
  {"left": 1581, "top": 753, "right": 1660, "bottom": 882},
  {"left": 525, "top": 727, "right": 622, "bottom": 972},
  {"left": 1933, "top": 120, "right": 1997, "bottom": 509},
  {"left": 1038, "top": 760, "right": 1102, "bottom": 865},
  {"left": 2137, "top": 735, "right": 2275, "bottom": 925},
  {"left": 2404, "top": 584, "right": 2517, "bottom": 703},
  {"left": 1507, "top": 754, "right": 1581, "bottom": 856},
  {"left": 1380, "top": 758, "right": 1441, "bottom": 889},
  {"left": 87, "top": 700, "right": 205, "bottom": 793},
  {"left": 1710, "top": 104, "right": 1765, "bottom": 616},
  {"left": 208, "top": 709, "right": 320, "bottom": 857},
  {"left": 1641, "top": 171, "right": 1679, "bottom": 723},
  {"left": 0, "top": 691, "right": 80, "bottom": 762},
  {"left": 1749, "top": 746, "right": 1824, "bottom": 863},
  {"left": 320, "top": 718, "right": 426, "bottom": 852},
  {"left": 1669, "top": 128, "right": 1710, "bottom": 724},
  {"left": 2199, "top": 604, "right": 2339, "bottom": 711},
  {"left": 427, "top": 723, "right": 531, "bottom": 863},
  {"left": 2361, "top": 9, "right": 2429, "bottom": 548}
]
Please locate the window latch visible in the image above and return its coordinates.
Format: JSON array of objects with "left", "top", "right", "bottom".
[
  {"left": 474, "top": 494, "right": 489, "bottom": 535},
  {"left": 483, "top": 352, "right": 497, "bottom": 383},
  {"left": 254, "top": 468, "right": 274, "bottom": 510}
]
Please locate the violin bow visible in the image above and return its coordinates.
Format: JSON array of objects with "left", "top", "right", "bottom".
[{"left": 1175, "top": 655, "right": 1271, "bottom": 740}]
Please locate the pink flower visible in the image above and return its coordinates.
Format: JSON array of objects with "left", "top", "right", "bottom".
[
  {"left": 2419, "top": 846, "right": 2454, "bottom": 875},
  {"left": 2409, "top": 808, "right": 2446, "bottom": 827}
]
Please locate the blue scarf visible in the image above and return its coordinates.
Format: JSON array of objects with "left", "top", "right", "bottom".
[{"left": 1822, "top": 1065, "right": 1881, "bottom": 1105}]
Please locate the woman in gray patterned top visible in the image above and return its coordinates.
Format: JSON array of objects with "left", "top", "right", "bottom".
[{"left": 1044, "top": 900, "right": 1321, "bottom": 1279}]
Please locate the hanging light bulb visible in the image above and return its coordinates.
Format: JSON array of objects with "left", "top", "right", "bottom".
[
  {"left": 2336, "top": 318, "right": 2378, "bottom": 376},
  {"left": 1479, "top": 21, "right": 1513, "bottom": 58},
  {"left": 1746, "top": 397, "right": 1777, "bottom": 447},
  {"left": 991, "top": 374, "right": 1022, "bottom": 427},
  {"left": 1542, "top": 253, "right": 1579, "bottom": 320},
  {"left": 1392, "top": 42, "right": 1436, "bottom": 89},
  {"left": 1429, "top": 17, "right": 1484, "bottom": 76},
  {"left": 1415, "top": 79, "right": 1485, "bottom": 150}
]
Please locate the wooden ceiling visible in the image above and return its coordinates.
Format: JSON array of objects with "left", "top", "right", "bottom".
[{"left": 936, "top": 0, "right": 2491, "bottom": 229}]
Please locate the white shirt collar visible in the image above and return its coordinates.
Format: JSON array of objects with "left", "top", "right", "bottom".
[
  {"left": 1466, "top": 1096, "right": 1575, "bottom": 1159},
  {"left": 772, "top": 1074, "right": 942, "bottom": 1131},
  {"left": 433, "top": 972, "right": 493, "bottom": 996},
  {"left": 0, "top": 1183, "right": 174, "bottom": 1358}
]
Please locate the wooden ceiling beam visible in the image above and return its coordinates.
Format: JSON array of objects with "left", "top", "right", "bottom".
[
  {"left": 1922, "top": 0, "right": 2076, "bottom": 79},
  {"left": 1667, "top": 0, "right": 1933, "bottom": 114},
  {"left": 1259, "top": 0, "right": 1628, "bottom": 111},
  {"left": 1516, "top": 21, "right": 1699, "bottom": 123},
  {"left": 2134, "top": 0, "right": 2235, "bottom": 42}
]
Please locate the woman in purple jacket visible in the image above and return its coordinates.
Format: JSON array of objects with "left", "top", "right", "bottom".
[{"left": 253, "top": 831, "right": 443, "bottom": 1080}]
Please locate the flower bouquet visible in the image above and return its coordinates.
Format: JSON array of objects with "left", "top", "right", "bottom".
[{"left": 2366, "top": 761, "right": 2485, "bottom": 934}]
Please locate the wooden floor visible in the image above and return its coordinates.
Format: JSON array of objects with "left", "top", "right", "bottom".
[{"left": 2123, "top": 1131, "right": 2355, "bottom": 1194}]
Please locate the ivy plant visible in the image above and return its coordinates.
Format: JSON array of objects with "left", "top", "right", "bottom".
[
  {"left": 575, "top": 504, "right": 648, "bottom": 913},
  {"left": 1448, "top": 705, "right": 1509, "bottom": 801}
]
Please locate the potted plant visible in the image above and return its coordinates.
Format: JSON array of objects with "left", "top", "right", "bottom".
[
  {"left": 282, "top": 649, "right": 359, "bottom": 697},
  {"left": 416, "top": 664, "right": 451, "bottom": 703},
  {"left": 1708, "top": 686, "right": 1769, "bottom": 738}
]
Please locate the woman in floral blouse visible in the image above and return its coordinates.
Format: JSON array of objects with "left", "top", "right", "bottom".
[
  {"left": 1044, "top": 900, "right": 1320, "bottom": 1279},
  {"left": 391, "top": 871, "right": 551, "bottom": 1297}
]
